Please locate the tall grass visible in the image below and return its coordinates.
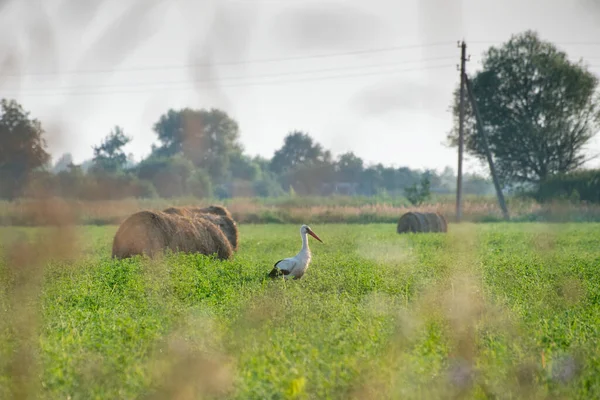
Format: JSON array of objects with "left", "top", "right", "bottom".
[{"left": 0, "top": 195, "right": 598, "bottom": 226}]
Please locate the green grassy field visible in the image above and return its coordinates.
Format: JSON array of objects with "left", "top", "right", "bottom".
[{"left": 1, "top": 223, "right": 600, "bottom": 399}]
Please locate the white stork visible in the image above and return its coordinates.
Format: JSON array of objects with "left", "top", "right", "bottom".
[{"left": 268, "top": 224, "right": 323, "bottom": 280}]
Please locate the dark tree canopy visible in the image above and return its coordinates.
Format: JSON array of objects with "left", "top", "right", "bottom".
[
  {"left": 92, "top": 126, "right": 132, "bottom": 174},
  {"left": 229, "top": 151, "right": 260, "bottom": 181},
  {"left": 152, "top": 108, "right": 242, "bottom": 182},
  {"left": 135, "top": 154, "right": 194, "bottom": 198},
  {"left": 448, "top": 30, "right": 600, "bottom": 185},
  {"left": 0, "top": 99, "right": 50, "bottom": 199},
  {"left": 336, "top": 152, "right": 364, "bottom": 182},
  {"left": 270, "top": 131, "right": 332, "bottom": 175}
]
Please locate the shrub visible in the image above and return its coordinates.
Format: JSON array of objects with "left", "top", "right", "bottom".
[
  {"left": 404, "top": 175, "right": 431, "bottom": 206},
  {"left": 131, "top": 178, "right": 158, "bottom": 199},
  {"left": 536, "top": 169, "right": 600, "bottom": 203},
  {"left": 253, "top": 173, "right": 285, "bottom": 197}
]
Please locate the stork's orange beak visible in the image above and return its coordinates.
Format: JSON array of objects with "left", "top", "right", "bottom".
[{"left": 307, "top": 229, "right": 323, "bottom": 243}]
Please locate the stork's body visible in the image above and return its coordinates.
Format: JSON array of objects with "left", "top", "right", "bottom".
[{"left": 268, "top": 224, "right": 323, "bottom": 280}]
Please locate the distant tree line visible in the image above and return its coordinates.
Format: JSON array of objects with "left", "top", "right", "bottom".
[
  {"left": 0, "top": 100, "right": 495, "bottom": 202},
  {"left": 1, "top": 30, "right": 599, "bottom": 203}
]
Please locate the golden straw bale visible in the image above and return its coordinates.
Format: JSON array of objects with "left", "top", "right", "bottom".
[
  {"left": 162, "top": 206, "right": 188, "bottom": 217},
  {"left": 163, "top": 205, "right": 232, "bottom": 218},
  {"left": 196, "top": 205, "right": 232, "bottom": 218},
  {"left": 112, "top": 210, "right": 233, "bottom": 260},
  {"left": 196, "top": 213, "right": 238, "bottom": 251},
  {"left": 163, "top": 205, "right": 238, "bottom": 251}
]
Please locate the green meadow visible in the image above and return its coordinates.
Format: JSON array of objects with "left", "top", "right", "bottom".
[{"left": 1, "top": 223, "right": 600, "bottom": 399}]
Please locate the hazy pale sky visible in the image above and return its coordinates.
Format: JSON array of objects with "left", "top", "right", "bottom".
[{"left": 1, "top": 0, "right": 600, "bottom": 174}]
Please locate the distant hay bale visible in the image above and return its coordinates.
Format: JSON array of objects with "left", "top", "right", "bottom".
[
  {"left": 396, "top": 211, "right": 448, "bottom": 234},
  {"left": 396, "top": 212, "right": 428, "bottom": 233},
  {"left": 112, "top": 210, "right": 233, "bottom": 260},
  {"left": 163, "top": 205, "right": 238, "bottom": 251},
  {"left": 424, "top": 212, "right": 448, "bottom": 232}
]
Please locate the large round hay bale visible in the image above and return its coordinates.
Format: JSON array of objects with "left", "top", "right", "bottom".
[
  {"left": 396, "top": 212, "right": 427, "bottom": 233},
  {"left": 196, "top": 205, "right": 232, "bottom": 218},
  {"left": 436, "top": 213, "right": 448, "bottom": 232},
  {"left": 423, "top": 212, "right": 448, "bottom": 233},
  {"left": 163, "top": 205, "right": 238, "bottom": 251},
  {"left": 397, "top": 212, "right": 447, "bottom": 234},
  {"left": 197, "top": 213, "right": 239, "bottom": 251},
  {"left": 163, "top": 205, "right": 232, "bottom": 218},
  {"left": 162, "top": 206, "right": 188, "bottom": 217},
  {"left": 112, "top": 210, "right": 233, "bottom": 260}
]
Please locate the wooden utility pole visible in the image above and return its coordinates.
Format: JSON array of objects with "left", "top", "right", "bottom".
[
  {"left": 464, "top": 75, "right": 510, "bottom": 221},
  {"left": 455, "top": 40, "right": 467, "bottom": 222}
]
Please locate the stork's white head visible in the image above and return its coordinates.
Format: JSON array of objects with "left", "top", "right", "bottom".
[{"left": 301, "top": 224, "right": 323, "bottom": 243}]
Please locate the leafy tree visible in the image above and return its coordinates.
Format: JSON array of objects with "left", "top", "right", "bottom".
[
  {"left": 448, "top": 30, "right": 600, "bottom": 185},
  {"left": 0, "top": 99, "right": 50, "bottom": 199},
  {"left": 395, "top": 167, "right": 420, "bottom": 190},
  {"left": 91, "top": 126, "right": 132, "bottom": 174},
  {"left": 404, "top": 174, "right": 431, "bottom": 206},
  {"left": 229, "top": 151, "right": 260, "bottom": 181},
  {"left": 381, "top": 167, "right": 398, "bottom": 191},
  {"left": 22, "top": 170, "right": 56, "bottom": 198},
  {"left": 421, "top": 169, "right": 442, "bottom": 191},
  {"left": 336, "top": 152, "right": 364, "bottom": 182},
  {"left": 251, "top": 155, "right": 271, "bottom": 174},
  {"left": 253, "top": 172, "right": 286, "bottom": 197},
  {"left": 135, "top": 179, "right": 159, "bottom": 199},
  {"left": 362, "top": 165, "right": 422, "bottom": 193},
  {"left": 55, "top": 163, "right": 86, "bottom": 197},
  {"left": 463, "top": 173, "right": 494, "bottom": 196},
  {"left": 282, "top": 162, "right": 336, "bottom": 195},
  {"left": 187, "top": 169, "right": 213, "bottom": 198},
  {"left": 135, "top": 154, "right": 194, "bottom": 198},
  {"left": 270, "top": 131, "right": 332, "bottom": 175},
  {"left": 359, "top": 165, "right": 384, "bottom": 196},
  {"left": 151, "top": 108, "right": 242, "bottom": 182},
  {"left": 438, "top": 166, "right": 456, "bottom": 193},
  {"left": 535, "top": 169, "right": 600, "bottom": 203}
]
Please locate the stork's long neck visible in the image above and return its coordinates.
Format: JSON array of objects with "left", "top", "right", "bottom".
[{"left": 299, "top": 231, "right": 310, "bottom": 257}]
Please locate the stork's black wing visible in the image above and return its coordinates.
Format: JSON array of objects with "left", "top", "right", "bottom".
[{"left": 268, "top": 259, "right": 290, "bottom": 278}]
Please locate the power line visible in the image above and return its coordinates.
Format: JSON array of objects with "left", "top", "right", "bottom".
[
  {"left": 1, "top": 41, "right": 456, "bottom": 78},
  {"left": 8, "top": 60, "right": 600, "bottom": 97},
  {"left": 5, "top": 63, "right": 455, "bottom": 97},
  {"left": 6, "top": 56, "right": 456, "bottom": 92}
]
